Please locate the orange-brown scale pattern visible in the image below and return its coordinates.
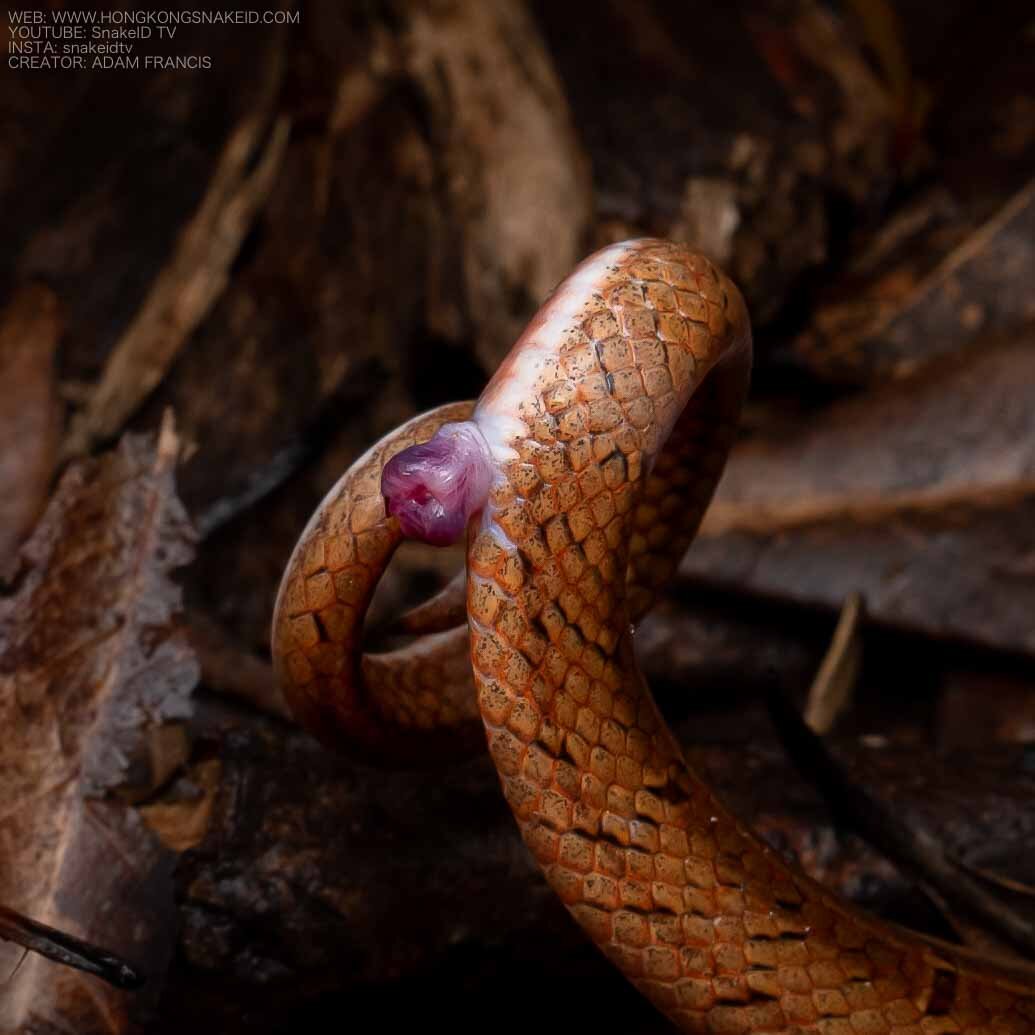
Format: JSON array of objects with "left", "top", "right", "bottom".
[
  {"left": 273, "top": 239, "right": 1035, "bottom": 1029},
  {"left": 464, "top": 241, "right": 1035, "bottom": 1033},
  {"left": 272, "top": 350, "right": 730, "bottom": 758},
  {"left": 272, "top": 402, "right": 484, "bottom": 760},
  {"left": 270, "top": 393, "right": 703, "bottom": 761}
]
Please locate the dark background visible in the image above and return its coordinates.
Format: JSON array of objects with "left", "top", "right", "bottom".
[{"left": 1, "top": 1, "right": 1033, "bottom": 1032}]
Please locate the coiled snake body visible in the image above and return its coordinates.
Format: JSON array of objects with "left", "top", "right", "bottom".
[{"left": 273, "top": 240, "right": 1034, "bottom": 1032}]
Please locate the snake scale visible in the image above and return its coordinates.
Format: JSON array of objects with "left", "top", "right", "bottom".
[{"left": 272, "top": 240, "right": 1035, "bottom": 1033}]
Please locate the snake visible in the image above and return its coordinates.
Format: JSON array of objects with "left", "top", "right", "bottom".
[{"left": 272, "top": 239, "right": 1035, "bottom": 1032}]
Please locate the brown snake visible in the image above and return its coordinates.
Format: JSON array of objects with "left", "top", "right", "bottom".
[{"left": 272, "top": 240, "right": 1035, "bottom": 1032}]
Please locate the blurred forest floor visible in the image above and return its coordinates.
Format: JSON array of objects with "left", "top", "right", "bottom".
[{"left": 0, "top": 1, "right": 1034, "bottom": 1032}]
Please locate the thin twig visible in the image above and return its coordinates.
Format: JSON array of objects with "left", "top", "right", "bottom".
[
  {"left": 0, "top": 906, "right": 144, "bottom": 990},
  {"left": 804, "top": 591, "right": 864, "bottom": 734},
  {"left": 953, "top": 858, "right": 1035, "bottom": 899}
]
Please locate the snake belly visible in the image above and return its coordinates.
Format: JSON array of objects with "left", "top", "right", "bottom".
[{"left": 274, "top": 239, "right": 1035, "bottom": 1032}]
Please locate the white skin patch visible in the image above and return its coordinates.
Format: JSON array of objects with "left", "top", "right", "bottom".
[{"left": 473, "top": 240, "right": 641, "bottom": 463}]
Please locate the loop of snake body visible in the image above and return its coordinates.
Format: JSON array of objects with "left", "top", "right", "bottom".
[{"left": 273, "top": 240, "right": 1034, "bottom": 1032}]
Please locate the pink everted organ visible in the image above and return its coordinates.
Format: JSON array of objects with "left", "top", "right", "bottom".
[{"left": 381, "top": 421, "right": 493, "bottom": 546}]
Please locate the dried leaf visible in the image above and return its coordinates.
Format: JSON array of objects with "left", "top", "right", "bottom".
[
  {"left": 688, "top": 335, "right": 1035, "bottom": 656},
  {"left": 0, "top": 415, "right": 197, "bottom": 1033},
  {"left": 706, "top": 335, "right": 1035, "bottom": 532}
]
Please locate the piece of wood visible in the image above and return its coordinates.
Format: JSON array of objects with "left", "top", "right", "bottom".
[{"left": 0, "top": 415, "right": 197, "bottom": 1033}]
